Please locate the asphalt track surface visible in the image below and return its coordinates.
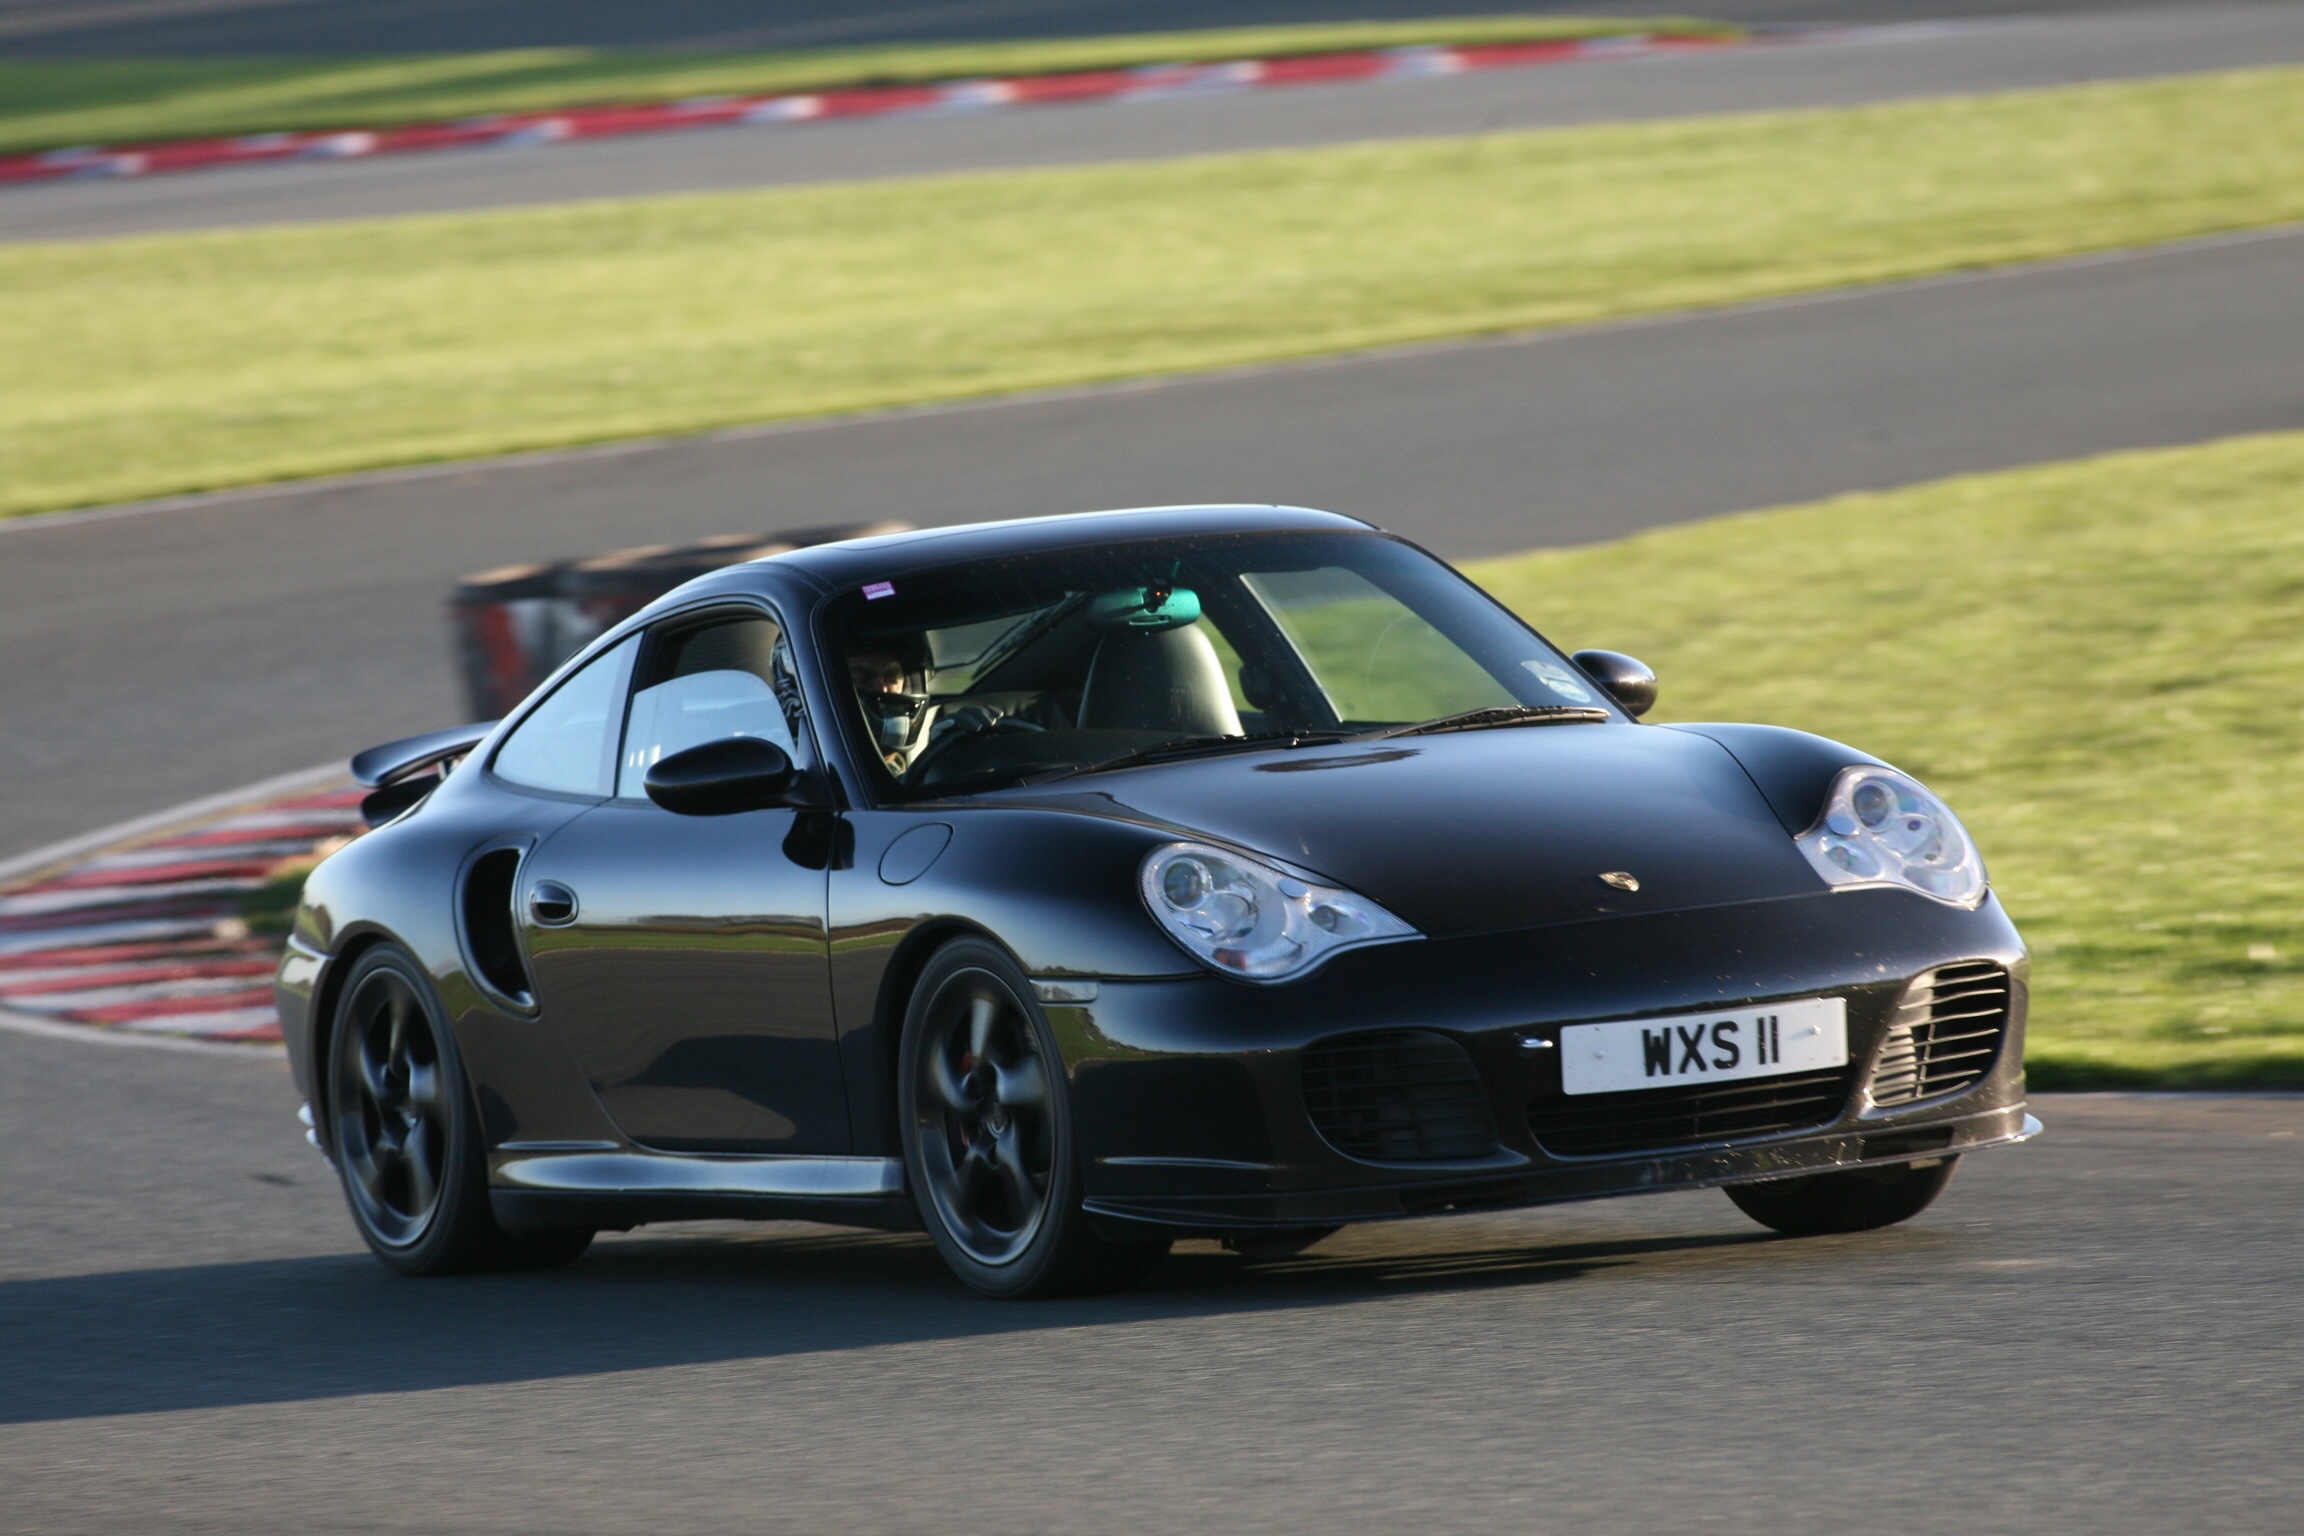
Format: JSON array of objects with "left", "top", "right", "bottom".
[
  {"left": 1, "top": 1021, "right": 2296, "bottom": 1532},
  {"left": 0, "top": 0, "right": 2277, "bottom": 55},
  {"left": 4, "top": 226, "right": 2302, "bottom": 862},
  {"left": 13, "top": 4, "right": 2304, "bottom": 242}
]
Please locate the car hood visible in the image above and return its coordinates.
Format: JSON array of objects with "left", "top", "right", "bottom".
[{"left": 1002, "top": 724, "right": 1826, "bottom": 940}]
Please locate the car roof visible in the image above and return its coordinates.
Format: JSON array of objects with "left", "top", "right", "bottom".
[{"left": 750, "top": 504, "right": 1377, "bottom": 588}]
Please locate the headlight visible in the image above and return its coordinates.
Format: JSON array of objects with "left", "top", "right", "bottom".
[
  {"left": 1139, "top": 841, "right": 1418, "bottom": 982},
  {"left": 1796, "top": 765, "right": 1987, "bottom": 907}
]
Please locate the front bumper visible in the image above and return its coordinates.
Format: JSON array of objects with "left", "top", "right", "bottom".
[
  {"left": 1083, "top": 1103, "right": 2037, "bottom": 1232},
  {"left": 1059, "top": 887, "right": 2033, "bottom": 1232}
]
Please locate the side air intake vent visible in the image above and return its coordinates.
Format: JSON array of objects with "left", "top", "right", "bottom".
[
  {"left": 1868, "top": 960, "right": 2010, "bottom": 1107},
  {"left": 1301, "top": 1030, "right": 1498, "bottom": 1162},
  {"left": 462, "top": 848, "right": 532, "bottom": 1004}
]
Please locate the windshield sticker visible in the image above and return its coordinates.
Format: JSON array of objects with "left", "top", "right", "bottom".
[
  {"left": 1521, "top": 658, "right": 1595, "bottom": 704},
  {"left": 862, "top": 581, "right": 895, "bottom": 601}
]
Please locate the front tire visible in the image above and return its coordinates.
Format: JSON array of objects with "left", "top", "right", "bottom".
[
  {"left": 898, "top": 939, "right": 1169, "bottom": 1297},
  {"left": 325, "top": 944, "right": 591, "bottom": 1275},
  {"left": 1725, "top": 1156, "right": 1959, "bottom": 1237}
]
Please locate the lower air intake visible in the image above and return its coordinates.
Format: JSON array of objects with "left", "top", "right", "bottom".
[
  {"left": 1301, "top": 1030, "right": 1499, "bottom": 1162},
  {"left": 1526, "top": 1068, "right": 1855, "bottom": 1159},
  {"left": 1868, "top": 960, "right": 2011, "bottom": 1107}
]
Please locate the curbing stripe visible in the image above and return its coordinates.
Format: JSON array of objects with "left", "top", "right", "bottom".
[
  {"left": 0, "top": 762, "right": 346, "bottom": 885},
  {"left": 0, "top": 33, "right": 1743, "bottom": 189},
  {"left": 0, "top": 769, "right": 361, "bottom": 1050}
]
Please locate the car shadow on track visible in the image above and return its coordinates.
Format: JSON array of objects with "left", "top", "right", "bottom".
[{"left": 0, "top": 1220, "right": 1772, "bottom": 1425}]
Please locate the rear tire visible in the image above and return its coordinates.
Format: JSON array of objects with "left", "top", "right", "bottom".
[
  {"left": 1725, "top": 1156, "right": 1959, "bottom": 1237},
  {"left": 899, "top": 939, "right": 1170, "bottom": 1298},
  {"left": 325, "top": 944, "right": 590, "bottom": 1275}
]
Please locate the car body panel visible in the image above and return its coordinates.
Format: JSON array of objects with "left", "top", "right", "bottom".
[
  {"left": 776, "top": 503, "right": 1373, "bottom": 594},
  {"left": 826, "top": 804, "right": 1201, "bottom": 1155},
  {"left": 1663, "top": 721, "right": 1892, "bottom": 836},
  {"left": 518, "top": 798, "right": 848, "bottom": 1154},
  {"left": 289, "top": 764, "right": 628, "bottom": 1148},
  {"left": 976, "top": 723, "right": 1822, "bottom": 939}
]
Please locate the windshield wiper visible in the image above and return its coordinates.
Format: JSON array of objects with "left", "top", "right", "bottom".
[
  {"left": 1370, "top": 704, "right": 1611, "bottom": 740},
  {"left": 1031, "top": 729, "right": 1347, "bottom": 783}
]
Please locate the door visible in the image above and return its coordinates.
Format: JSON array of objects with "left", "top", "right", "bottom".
[{"left": 519, "top": 607, "right": 850, "bottom": 1154}]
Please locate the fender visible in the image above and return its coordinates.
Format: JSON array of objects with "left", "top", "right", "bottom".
[
  {"left": 830, "top": 804, "right": 1200, "bottom": 1153},
  {"left": 1664, "top": 723, "right": 1889, "bottom": 836},
  {"left": 286, "top": 762, "right": 618, "bottom": 1150}
]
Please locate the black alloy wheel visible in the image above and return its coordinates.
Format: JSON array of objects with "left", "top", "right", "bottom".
[
  {"left": 326, "top": 944, "right": 592, "bottom": 1275},
  {"left": 1724, "top": 1155, "right": 1960, "bottom": 1237},
  {"left": 333, "top": 960, "right": 448, "bottom": 1247},
  {"left": 899, "top": 939, "right": 1169, "bottom": 1298},
  {"left": 916, "top": 970, "right": 1056, "bottom": 1266}
]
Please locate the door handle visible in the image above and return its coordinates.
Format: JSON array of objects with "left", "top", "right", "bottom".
[{"left": 528, "top": 880, "right": 579, "bottom": 926}]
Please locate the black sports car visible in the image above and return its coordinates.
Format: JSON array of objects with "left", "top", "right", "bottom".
[{"left": 279, "top": 505, "right": 2038, "bottom": 1296}]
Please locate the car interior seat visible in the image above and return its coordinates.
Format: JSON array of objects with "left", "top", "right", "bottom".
[{"left": 1076, "top": 624, "right": 1244, "bottom": 738}]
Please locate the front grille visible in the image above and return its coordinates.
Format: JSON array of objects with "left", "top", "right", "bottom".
[
  {"left": 1301, "top": 1030, "right": 1499, "bottom": 1162},
  {"left": 1868, "top": 960, "right": 2010, "bottom": 1107},
  {"left": 1526, "top": 1067, "right": 1855, "bottom": 1159}
]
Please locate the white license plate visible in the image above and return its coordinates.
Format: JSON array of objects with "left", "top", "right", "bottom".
[{"left": 1558, "top": 996, "right": 1847, "bottom": 1097}]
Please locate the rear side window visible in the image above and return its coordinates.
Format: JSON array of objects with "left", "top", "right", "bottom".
[{"left": 491, "top": 634, "right": 638, "bottom": 797}]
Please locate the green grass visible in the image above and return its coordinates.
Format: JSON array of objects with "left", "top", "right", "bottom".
[
  {"left": 1466, "top": 432, "right": 2304, "bottom": 1089},
  {"left": 1258, "top": 596, "right": 1522, "bottom": 723},
  {"left": 0, "top": 16, "right": 1725, "bottom": 156},
  {"left": 235, "top": 869, "right": 309, "bottom": 936},
  {"left": 6, "top": 66, "right": 2304, "bottom": 518}
]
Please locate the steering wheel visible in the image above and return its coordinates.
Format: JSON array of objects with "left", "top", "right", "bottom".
[{"left": 905, "top": 708, "right": 1045, "bottom": 787}]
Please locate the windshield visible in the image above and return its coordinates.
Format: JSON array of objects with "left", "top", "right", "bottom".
[{"left": 824, "top": 530, "right": 1616, "bottom": 799}]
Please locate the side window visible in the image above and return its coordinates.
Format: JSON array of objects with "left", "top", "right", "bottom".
[
  {"left": 491, "top": 634, "right": 639, "bottom": 797},
  {"left": 617, "top": 612, "right": 812, "bottom": 798}
]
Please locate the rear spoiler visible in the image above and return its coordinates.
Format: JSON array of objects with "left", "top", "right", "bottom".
[
  {"left": 350, "top": 722, "right": 497, "bottom": 827},
  {"left": 351, "top": 721, "right": 499, "bottom": 787}
]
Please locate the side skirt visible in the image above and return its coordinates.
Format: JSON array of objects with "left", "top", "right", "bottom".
[{"left": 489, "top": 1148, "right": 918, "bottom": 1234}]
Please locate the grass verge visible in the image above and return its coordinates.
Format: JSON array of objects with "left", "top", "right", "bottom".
[
  {"left": 5, "top": 66, "right": 2304, "bottom": 518},
  {"left": 0, "top": 16, "right": 1726, "bottom": 156},
  {"left": 1468, "top": 432, "right": 2304, "bottom": 1089}
]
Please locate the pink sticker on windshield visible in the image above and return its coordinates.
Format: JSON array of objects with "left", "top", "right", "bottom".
[{"left": 862, "top": 581, "right": 895, "bottom": 600}]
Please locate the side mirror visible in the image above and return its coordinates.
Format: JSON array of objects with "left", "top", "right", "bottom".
[
  {"left": 1571, "top": 649, "right": 1657, "bottom": 719},
  {"left": 643, "top": 737, "right": 798, "bottom": 816}
]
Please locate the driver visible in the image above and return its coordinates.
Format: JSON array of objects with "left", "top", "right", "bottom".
[
  {"left": 851, "top": 629, "right": 1073, "bottom": 780},
  {"left": 849, "top": 640, "right": 932, "bottom": 773}
]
